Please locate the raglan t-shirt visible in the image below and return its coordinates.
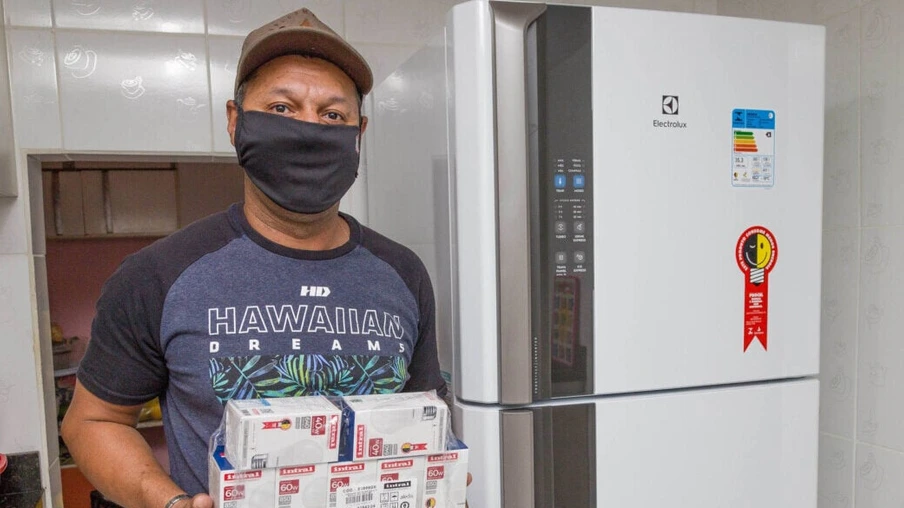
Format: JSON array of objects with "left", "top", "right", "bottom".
[{"left": 76, "top": 203, "right": 447, "bottom": 495}]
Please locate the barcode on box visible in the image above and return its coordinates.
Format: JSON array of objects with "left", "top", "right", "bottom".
[
  {"left": 422, "top": 406, "right": 437, "bottom": 420},
  {"left": 299, "top": 416, "right": 312, "bottom": 429},
  {"left": 383, "top": 444, "right": 398, "bottom": 457},
  {"left": 345, "top": 491, "right": 374, "bottom": 504}
]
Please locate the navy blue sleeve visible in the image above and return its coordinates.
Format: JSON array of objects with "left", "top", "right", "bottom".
[
  {"left": 78, "top": 251, "right": 169, "bottom": 405},
  {"left": 77, "top": 210, "right": 239, "bottom": 406},
  {"left": 358, "top": 224, "right": 448, "bottom": 400}
]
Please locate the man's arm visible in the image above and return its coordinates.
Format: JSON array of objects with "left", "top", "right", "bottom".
[{"left": 61, "top": 382, "right": 213, "bottom": 508}]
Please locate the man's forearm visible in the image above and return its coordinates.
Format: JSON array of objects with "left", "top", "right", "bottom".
[{"left": 63, "top": 420, "right": 187, "bottom": 508}]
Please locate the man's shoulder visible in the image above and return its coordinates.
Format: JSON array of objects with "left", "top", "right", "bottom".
[
  {"left": 356, "top": 222, "right": 427, "bottom": 277},
  {"left": 121, "top": 207, "right": 241, "bottom": 281}
]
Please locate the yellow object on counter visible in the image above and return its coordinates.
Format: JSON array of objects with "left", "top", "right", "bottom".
[{"left": 138, "top": 397, "right": 162, "bottom": 422}]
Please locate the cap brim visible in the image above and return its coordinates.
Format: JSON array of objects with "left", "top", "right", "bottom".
[{"left": 234, "top": 28, "right": 373, "bottom": 96}]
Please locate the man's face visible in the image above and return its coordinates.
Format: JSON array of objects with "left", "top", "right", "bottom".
[{"left": 226, "top": 54, "right": 367, "bottom": 144}]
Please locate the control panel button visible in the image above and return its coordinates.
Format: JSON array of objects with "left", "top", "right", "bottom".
[
  {"left": 554, "top": 221, "right": 567, "bottom": 234},
  {"left": 574, "top": 251, "right": 586, "bottom": 263},
  {"left": 555, "top": 251, "right": 567, "bottom": 264},
  {"left": 574, "top": 221, "right": 585, "bottom": 234},
  {"left": 573, "top": 174, "right": 585, "bottom": 189},
  {"left": 554, "top": 174, "right": 566, "bottom": 189}
]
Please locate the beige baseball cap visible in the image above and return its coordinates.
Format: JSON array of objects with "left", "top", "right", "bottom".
[{"left": 234, "top": 8, "right": 373, "bottom": 96}]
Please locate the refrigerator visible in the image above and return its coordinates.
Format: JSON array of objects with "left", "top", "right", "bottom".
[{"left": 365, "top": 2, "right": 825, "bottom": 507}]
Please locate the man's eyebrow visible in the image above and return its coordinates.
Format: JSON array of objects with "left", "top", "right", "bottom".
[
  {"left": 320, "top": 95, "right": 354, "bottom": 107},
  {"left": 260, "top": 86, "right": 294, "bottom": 98},
  {"left": 260, "top": 88, "right": 353, "bottom": 104}
]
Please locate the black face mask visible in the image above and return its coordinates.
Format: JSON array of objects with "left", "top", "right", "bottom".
[{"left": 234, "top": 107, "right": 361, "bottom": 214}]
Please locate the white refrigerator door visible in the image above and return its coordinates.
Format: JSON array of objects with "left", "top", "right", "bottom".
[
  {"left": 454, "top": 378, "right": 818, "bottom": 507},
  {"left": 590, "top": 8, "right": 825, "bottom": 394}
]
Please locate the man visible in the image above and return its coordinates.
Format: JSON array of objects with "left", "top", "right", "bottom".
[{"left": 61, "top": 9, "right": 447, "bottom": 508}]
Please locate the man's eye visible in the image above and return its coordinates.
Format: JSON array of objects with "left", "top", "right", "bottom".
[
  {"left": 273, "top": 105, "right": 289, "bottom": 113},
  {"left": 325, "top": 112, "right": 342, "bottom": 120}
]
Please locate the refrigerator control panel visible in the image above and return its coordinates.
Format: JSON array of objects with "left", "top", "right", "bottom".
[{"left": 529, "top": 5, "right": 595, "bottom": 398}]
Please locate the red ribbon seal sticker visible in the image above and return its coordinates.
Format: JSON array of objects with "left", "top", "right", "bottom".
[{"left": 736, "top": 226, "right": 777, "bottom": 352}]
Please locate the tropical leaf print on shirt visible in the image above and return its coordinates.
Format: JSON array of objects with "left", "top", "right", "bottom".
[{"left": 208, "top": 354, "right": 408, "bottom": 403}]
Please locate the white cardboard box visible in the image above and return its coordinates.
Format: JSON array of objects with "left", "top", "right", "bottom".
[
  {"left": 422, "top": 439, "right": 469, "bottom": 508},
  {"left": 331, "top": 441, "right": 468, "bottom": 508},
  {"left": 377, "top": 456, "right": 426, "bottom": 502},
  {"left": 224, "top": 396, "right": 341, "bottom": 470},
  {"left": 339, "top": 391, "right": 449, "bottom": 461},
  {"left": 209, "top": 445, "right": 276, "bottom": 508},
  {"left": 275, "top": 464, "right": 329, "bottom": 508},
  {"left": 327, "top": 461, "right": 376, "bottom": 508},
  {"left": 337, "top": 478, "right": 419, "bottom": 508}
]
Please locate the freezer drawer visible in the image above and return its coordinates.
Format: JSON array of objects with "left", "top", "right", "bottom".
[{"left": 454, "top": 378, "right": 818, "bottom": 508}]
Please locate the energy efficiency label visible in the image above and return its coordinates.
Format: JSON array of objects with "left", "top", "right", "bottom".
[{"left": 731, "top": 109, "right": 775, "bottom": 188}]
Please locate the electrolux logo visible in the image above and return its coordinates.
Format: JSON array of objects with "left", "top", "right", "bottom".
[
  {"left": 654, "top": 94, "right": 687, "bottom": 129},
  {"left": 661, "top": 95, "right": 679, "bottom": 115}
]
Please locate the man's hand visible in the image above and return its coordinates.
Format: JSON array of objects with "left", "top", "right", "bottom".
[
  {"left": 175, "top": 494, "right": 214, "bottom": 508},
  {"left": 61, "top": 381, "right": 194, "bottom": 508},
  {"left": 466, "top": 473, "right": 472, "bottom": 508}
]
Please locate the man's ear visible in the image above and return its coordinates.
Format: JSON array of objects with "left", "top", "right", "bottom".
[
  {"left": 359, "top": 115, "right": 368, "bottom": 136},
  {"left": 226, "top": 100, "right": 239, "bottom": 146}
]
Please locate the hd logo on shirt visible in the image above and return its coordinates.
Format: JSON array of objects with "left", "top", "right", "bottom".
[{"left": 300, "top": 285, "right": 331, "bottom": 297}]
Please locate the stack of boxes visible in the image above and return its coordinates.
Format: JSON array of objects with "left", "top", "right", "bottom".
[{"left": 209, "top": 391, "right": 469, "bottom": 508}]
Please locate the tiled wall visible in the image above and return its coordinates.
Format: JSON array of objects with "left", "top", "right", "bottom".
[{"left": 720, "top": 0, "right": 904, "bottom": 507}]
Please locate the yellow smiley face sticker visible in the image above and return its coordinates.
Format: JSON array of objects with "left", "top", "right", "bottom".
[{"left": 743, "top": 232, "right": 773, "bottom": 269}]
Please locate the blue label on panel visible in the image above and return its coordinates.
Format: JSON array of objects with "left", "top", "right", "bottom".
[
  {"left": 731, "top": 108, "right": 776, "bottom": 188},
  {"left": 732, "top": 109, "right": 775, "bottom": 130}
]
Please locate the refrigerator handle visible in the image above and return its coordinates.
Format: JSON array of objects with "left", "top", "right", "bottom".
[
  {"left": 501, "top": 410, "right": 535, "bottom": 507},
  {"left": 491, "top": 0, "right": 546, "bottom": 406}
]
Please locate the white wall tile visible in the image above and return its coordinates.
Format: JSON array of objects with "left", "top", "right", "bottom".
[
  {"left": 367, "top": 44, "right": 446, "bottom": 247},
  {"left": 345, "top": 0, "right": 455, "bottom": 45},
  {"left": 857, "top": 227, "right": 904, "bottom": 452},
  {"left": 0, "top": 254, "right": 43, "bottom": 453},
  {"left": 52, "top": 0, "right": 205, "bottom": 33},
  {"left": 355, "top": 43, "right": 419, "bottom": 90},
  {"left": 6, "top": 28, "right": 62, "bottom": 150},
  {"left": 0, "top": 5, "right": 17, "bottom": 197},
  {"left": 55, "top": 31, "right": 212, "bottom": 152},
  {"left": 694, "top": 0, "right": 717, "bottom": 14},
  {"left": 823, "top": 10, "right": 859, "bottom": 230},
  {"left": 855, "top": 443, "right": 904, "bottom": 507},
  {"left": 579, "top": 0, "right": 695, "bottom": 11},
  {"left": 206, "top": 0, "right": 344, "bottom": 37},
  {"left": 716, "top": 0, "right": 822, "bottom": 23},
  {"left": 0, "top": 180, "right": 30, "bottom": 254},
  {"left": 860, "top": 0, "right": 904, "bottom": 227},
  {"left": 820, "top": 229, "right": 858, "bottom": 437},
  {"left": 815, "top": 0, "right": 860, "bottom": 23},
  {"left": 3, "top": 0, "right": 52, "bottom": 27},
  {"left": 818, "top": 434, "right": 854, "bottom": 508},
  {"left": 208, "top": 35, "right": 243, "bottom": 153}
]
